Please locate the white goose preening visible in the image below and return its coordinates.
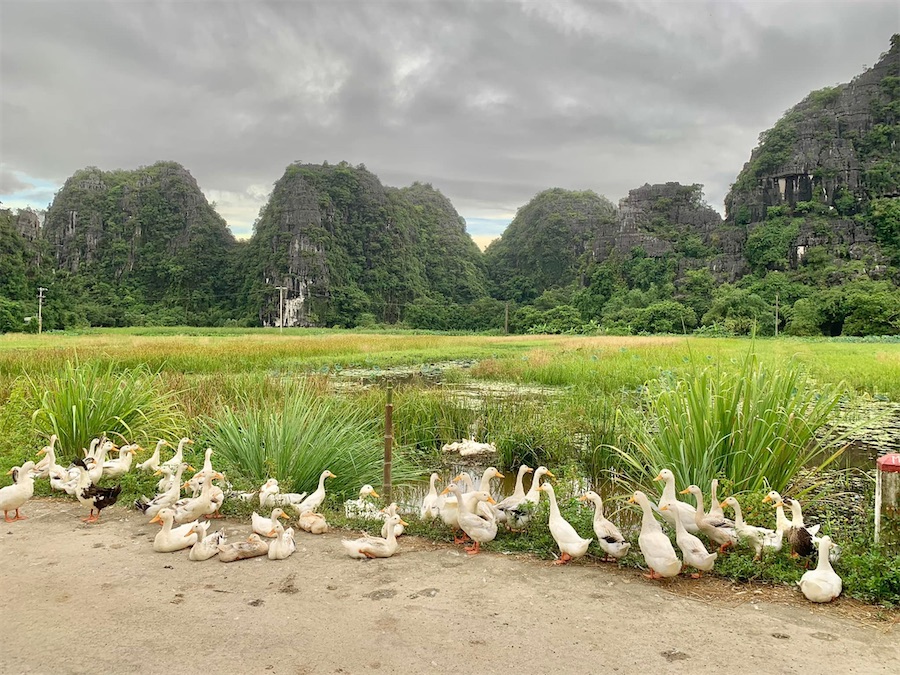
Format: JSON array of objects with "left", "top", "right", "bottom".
[
  {"left": 578, "top": 490, "right": 630, "bottom": 561},
  {"left": 660, "top": 503, "right": 717, "bottom": 577},
  {"left": 342, "top": 514, "right": 407, "bottom": 559},
  {"left": 654, "top": 469, "right": 700, "bottom": 534},
  {"left": 629, "top": 490, "right": 681, "bottom": 579},
  {"left": 799, "top": 535, "right": 842, "bottom": 602},
  {"left": 297, "top": 510, "right": 329, "bottom": 534},
  {"left": 540, "top": 482, "right": 591, "bottom": 565}
]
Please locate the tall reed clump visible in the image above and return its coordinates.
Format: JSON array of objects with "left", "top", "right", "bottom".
[
  {"left": 614, "top": 351, "right": 851, "bottom": 494},
  {"left": 201, "top": 382, "right": 420, "bottom": 498},
  {"left": 29, "top": 360, "right": 185, "bottom": 460}
]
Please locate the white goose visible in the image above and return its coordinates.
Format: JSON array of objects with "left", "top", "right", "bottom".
[
  {"left": 258, "top": 479, "right": 307, "bottom": 508},
  {"left": 187, "top": 521, "right": 226, "bottom": 561},
  {"left": 33, "top": 435, "right": 59, "bottom": 477},
  {"left": 419, "top": 473, "right": 443, "bottom": 520},
  {"left": 494, "top": 464, "right": 533, "bottom": 527},
  {"left": 380, "top": 502, "right": 405, "bottom": 539},
  {"left": 540, "top": 483, "right": 591, "bottom": 564},
  {"left": 681, "top": 484, "right": 736, "bottom": 552},
  {"left": 137, "top": 439, "right": 169, "bottom": 473},
  {"left": 252, "top": 508, "right": 288, "bottom": 538},
  {"left": 342, "top": 514, "right": 407, "bottom": 559},
  {"left": 102, "top": 444, "right": 139, "bottom": 480},
  {"left": 579, "top": 490, "right": 630, "bottom": 560},
  {"left": 267, "top": 519, "right": 296, "bottom": 560},
  {"left": 654, "top": 469, "right": 700, "bottom": 534},
  {"left": 172, "top": 471, "right": 223, "bottom": 524},
  {"left": 150, "top": 507, "right": 198, "bottom": 552},
  {"left": 292, "top": 470, "right": 336, "bottom": 514},
  {"left": 629, "top": 490, "right": 681, "bottom": 579},
  {"left": 344, "top": 484, "right": 381, "bottom": 519},
  {"left": 721, "top": 496, "right": 779, "bottom": 559},
  {"left": 161, "top": 437, "right": 193, "bottom": 471},
  {"left": 661, "top": 503, "right": 717, "bottom": 577},
  {"left": 444, "top": 483, "right": 498, "bottom": 555},
  {"left": 524, "top": 466, "right": 554, "bottom": 504},
  {"left": 135, "top": 463, "right": 190, "bottom": 519},
  {"left": 799, "top": 536, "right": 842, "bottom": 602},
  {"left": 1, "top": 462, "right": 36, "bottom": 522}
]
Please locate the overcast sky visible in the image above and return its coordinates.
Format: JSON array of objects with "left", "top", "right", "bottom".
[{"left": 1, "top": 1, "right": 896, "bottom": 248}]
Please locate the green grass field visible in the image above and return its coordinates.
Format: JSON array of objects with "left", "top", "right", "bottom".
[{"left": 1, "top": 328, "right": 898, "bottom": 605}]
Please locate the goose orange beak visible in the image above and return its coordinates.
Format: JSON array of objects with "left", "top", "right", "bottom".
[
  {"left": 545, "top": 471, "right": 556, "bottom": 479},
  {"left": 762, "top": 495, "right": 772, "bottom": 503},
  {"left": 399, "top": 519, "right": 409, "bottom": 527},
  {"left": 627, "top": 496, "right": 636, "bottom": 503},
  {"left": 495, "top": 472, "right": 505, "bottom": 479},
  {"left": 653, "top": 473, "right": 664, "bottom": 481},
  {"left": 278, "top": 511, "right": 288, "bottom": 520},
  {"left": 679, "top": 488, "right": 691, "bottom": 494},
  {"left": 719, "top": 500, "right": 729, "bottom": 508},
  {"left": 487, "top": 496, "right": 496, "bottom": 504},
  {"left": 440, "top": 487, "right": 451, "bottom": 495},
  {"left": 659, "top": 504, "right": 670, "bottom": 511},
  {"left": 370, "top": 490, "right": 380, "bottom": 498},
  {"left": 149, "top": 514, "right": 162, "bottom": 524},
  {"left": 577, "top": 495, "right": 588, "bottom": 502}
]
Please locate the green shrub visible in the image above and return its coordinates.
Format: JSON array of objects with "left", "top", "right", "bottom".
[
  {"left": 200, "top": 382, "right": 420, "bottom": 499},
  {"left": 614, "top": 350, "right": 849, "bottom": 494},
  {"left": 28, "top": 360, "right": 185, "bottom": 460}
]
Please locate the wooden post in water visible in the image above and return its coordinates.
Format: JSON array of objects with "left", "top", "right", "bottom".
[{"left": 384, "top": 383, "right": 393, "bottom": 503}]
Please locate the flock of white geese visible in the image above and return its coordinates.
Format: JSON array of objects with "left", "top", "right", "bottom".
[{"left": 1, "top": 435, "right": 841, "bottom": 602}]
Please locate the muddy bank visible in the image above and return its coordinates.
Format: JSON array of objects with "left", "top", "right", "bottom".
[{"left": 1, "top": 500, "right": 897, "bottom": 675}]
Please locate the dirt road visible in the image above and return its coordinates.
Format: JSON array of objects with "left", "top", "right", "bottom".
[{"left": 1, "top": 500, "right": 897, "bottom": 675}]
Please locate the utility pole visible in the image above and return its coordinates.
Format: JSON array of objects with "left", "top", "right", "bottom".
[
  {"left": 775, "top": 294, "right": 779, "bottom": 337},
  {"left": 37, "top": 287, "right": 47, "bottom": 334},
  {"left": 275, "top": 286, "right": 287, "bottom": 333}
]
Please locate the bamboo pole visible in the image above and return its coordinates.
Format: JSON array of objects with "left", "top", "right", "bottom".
[{"left": 384, "top": 383, "right": 393, "bottom": 503}]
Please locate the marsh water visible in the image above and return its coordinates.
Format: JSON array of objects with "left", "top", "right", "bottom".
[{"left": 326, "top": 360, "right": 897, "bottom": 533}]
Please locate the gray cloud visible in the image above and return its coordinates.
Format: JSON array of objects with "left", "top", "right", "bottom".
[{"left": 1, "top": 0, "right": 896, "bottom": 241}]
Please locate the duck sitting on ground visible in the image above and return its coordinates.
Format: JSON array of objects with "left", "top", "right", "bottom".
[
  {"left": 345, "top": 484, "right": 381, "bottom": 519},
  {"left": 252, "top": 508, "right": 289, "bottom": 538},
  {"left": 218, "top": 534, "right": 269, "bottom": 562},
  {"left": 187, "top": 521, "right": 226, "bottom": 561},
  {"left": 341, "top": 514, "right": 407, "bottom": 559},
  {"left": 799, "top": 535, "right": 842, "bottom": 602}
]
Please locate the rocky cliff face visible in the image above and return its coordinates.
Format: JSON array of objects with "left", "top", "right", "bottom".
[
  {"left": 42, "top": 162, "right": 237, "bottom": 320},
  {"left": 246, "top": 162, "right": 488, "bottom": 327},
  {"left": 725, "top": 35, "right": 898, "bottom": 274}
]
